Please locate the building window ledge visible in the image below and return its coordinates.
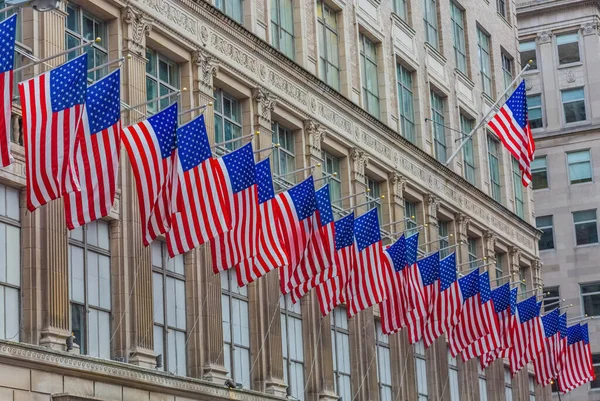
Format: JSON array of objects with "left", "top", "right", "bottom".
[
  {"left": 557, "top": 61, "right": 583, "bottom": 70},
  {"left": 575, "top": 243, "right": 599, "bottom": 249}
]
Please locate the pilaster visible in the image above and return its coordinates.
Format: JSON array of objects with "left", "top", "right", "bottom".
[
  {"left": 483, "top": 231, "right": 498, "bottom": 280},
  {"left": 305, "top": 119, "right": 326, "bottom": 161}
]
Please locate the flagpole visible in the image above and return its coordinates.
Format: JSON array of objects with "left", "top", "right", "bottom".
[
  {"left": 121, "top": 89, "right": 186, "bottom": 112},
  {"left": 314, "top": 173, "right": 337, "bottom": 183},
  {"left": 87, "top": 56, "right": 126, "bottom": 74},
  {"left": 179, "top": 103, "right": 211, "bottom": 117},
  {"left": 458, "top": 257, "right": 487, "bottom": 267},
  {"left": 0, "top": 3, "right": 22, "bottom": 13},
  {"left": 14, "top": 38, "right": 102, "bottom": 73},
  {"left": 331, "top": 190, "right": 370, "bottom": 204},
  {"left": 211, "top": 131, "right": 257, "bottom": 148},
  {"left": 274, "top": 164, "right": 320, "bottom": 179},
  {"left": 380, "top": 217, "right": 416, "bottom": 229},
  {"left": 340, "top": 196, "right": 384, "bottom": 212},
  {"left": 444, "top": 62, "right": 531, "bottom": 166},
  {"left": 254, "top": 144, "right": 279, "bottom": 154}
]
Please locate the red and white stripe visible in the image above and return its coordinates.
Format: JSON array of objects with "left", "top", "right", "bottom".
[
  {"left": 559, "top": 339, "right": 594, "bottom": 392},
  {"left": 480, "top": 307, "right": 515, "bottom": 369},
  {"left": 447, "top": 294, "right": 489, "bottom": 357},
  {"left": 20, "top": 74, "right": 83, "bottom": 211},
  {"left": 379, "top": 256, "right": 407, "bottom": 335},
  {"left": 0, "top": 70, "right": 14, "bottom": 168},
  {"left": 533, "top": 332, "right": 561, "bottom": 386},
  {"left": 403, "top": 263, "right": 434, "bottom": 344},
  {"left": 460, "top": 299, "right": 501, "bottom": 362},
  {"left": 509, "top": 316, "right": 545, "bottom": 374},
  {"left": 64, "top": 112, "right": 121, "bottom": 229},
  {"left": 423, "top": 280, "right": 462, "bottom": 348},
  {"left": 346, "top": 241, "right": 386, "bottom": 318},
  {"left": 316, "top": 245, "right": 351, "bottom": 316},
  {"left": 290, "top": 264, "right": 339, "bottom": 303}
]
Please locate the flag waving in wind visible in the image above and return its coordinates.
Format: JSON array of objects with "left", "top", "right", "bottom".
[
  {"left": 559, "top": 323, "right": 595, "bottom": 393},
  {"left": 480, "top": 285, "right": 517, "bottom": 368},
  {"left": 533, "top": 308, "right": 560, "bottom": 386},
  {"left": 64, "top": 69, "right": 122, "bottom": 230},
  {"left": 20, "top": 53, "right": 88, "bottom": 211},
  {"left": 0, "top": 14, "right": 17, "bottom": 168},
  {"left": 379, "top": 235, "right": 407, "bottom": 335},
  {"left": 405, "top": 252, "right": 439, "bottom": 344},
  {"left": 509, "top": 295, "right": 545, "bottom": 374}
]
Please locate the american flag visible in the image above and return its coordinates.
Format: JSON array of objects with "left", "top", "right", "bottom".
[
  {"left": 447, "top": 269, "right": 489, "bottom": 357},
  {"left": 347, "top": 208, "right": 386, "bottom": 318},
  {"left": 122, "top": 103, "right": 178, "bottom": 246},
  {"left": 488, "top": 81, "right": 535, "bottom": 186},
  {"left": 210, "top": 143, "right": 258, "bottom": 272},
  {"left": 20, "top": 53, "right": 88, "bottom": 211},
  {"left": 166, "top": 115, "right": 232, "bottom": 257},
  {"left": 405, "top": 252, "right": 439, "bottom": 344},
  {"left": 423, "top": 252, "right": 461, "bottom": 348},
  {"left": 480, "top": 285, "right": 517, "bottom": 368},
  {"left": 0, "top": 15, "right": 17, "bottom": 168},
  {"left": 379, "top": 235, "right": 407, "bottom": 334},
  {"left": 316, "top": 212, "right": 353, "bottom": 316},
  {"left": 558, "top": 323, "right": 595, "bottom": 393},
  {"left": 399, "top": 233, "right": 420, "bottom": 322},
  {"left": 287, "top": 183, "right": 335, "bottom": 294},
  {"left": 64, "top": 69, "right": 121, "bottom": 230},
  {"left": 460, "top": 272, "right": 501, "bottom": 361},
  {"left": 509, "top": 295, "right": 545, "bottom": 375},
  {"left": 533, "top": 308, "right": 560, "bottom": 386},
  {"left": 235, "top": 159, "right": 289, "bottom": 287},
  {"left": 276, "top": 176, "right": 317, "bottom": 293}
]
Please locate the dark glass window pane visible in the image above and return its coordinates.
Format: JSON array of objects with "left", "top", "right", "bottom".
[
  {"left": 575, "top": 221, "right": 598, "bottom": 246},
  {"left": 71, "top": 304, "right": 86, "bottom": 354},
  {"left": 536, "top": 215, "right": 554, "bottom": 250},
  {"left": 519, "top": 41, "right": 537, "bottom": 69},
  {"left": 557, "top": 34, "right": 580, "bottom": 64}
]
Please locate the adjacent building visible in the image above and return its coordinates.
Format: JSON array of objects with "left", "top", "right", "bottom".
[
  {"left": 517, "top": 0, "right": 600, "bottom": 400},
  {"left": 0, "top": 0, "right": 549, "bottom": 400}
]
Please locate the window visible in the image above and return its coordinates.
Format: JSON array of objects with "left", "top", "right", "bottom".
[
  {"left": 65, "top": 3, "right": 108, "bottom": 82},
  {"left": 146, "top": 49, "right": 179, "bottom": 115},
  {"left": 272, "top": 122, "right": 296, "bottom": 189},
  {"left": 281, "top": 295, "right": 304, "bottom": 400},
  {"left": 222, "top": 270, "right": 251, "bottom": 387},
  {"left": 496, "top": 0, "right": 506, "bottom": 18},
  {"left": 414, "top": 340, "right": 428, "bottom": 401},
  {"left": 322, "top": 151, "right": 342, "bottom": 213},
  {"left": 332, "top": 307, "right": 352, "bottom": 401},
  {"left": 431, "top": 91, "right": 447, "bottom": 162},
  {"left": 215, "top": 0, "right": 243, "bottom": 22},
  {"left": 519, "top": 269, "right": 527, "bottom": 295},
  {"left": 557, "top": 33, "right": 580, "bottom": 65},
  {"left": 367, "top": 177, "right": 382, "bottom": 220},
  {"left": 504, "top": 368, "right": 513, "bottom": 401},
  {"left": 0, "top": 185, "right": 20, "bottom": 342},
  {"left": 502, "top": 54, "right": 513, "bottom": 90},
  {"left": 519, "top": 41, "right": 537, "bottom": 70},
  {"left": 581, "top": 283, "right": 600, "bottom": 317},
  {"left": 376, "top": 321, "right": 392, "bottom": 401},
  {"left": 477, "top": 29, "right": 492, "bottom": 96},
  {"left": 317, "top": 0, "right": 340, "bottom": 90},
  {"left": 214, "top": 89, "right": 243, "bottom": 155},
  {"left": 468, "top": 238, "right": 478, "bottom": 269},
  {"left": 495, "top": 253, "right": 504, "bottom": 286},
  {"left": 567, "top": 150, "right": 592, "bottom": 184},
  {"left": 439, "top": 221, "right": 449, "bottom": 259},
  {"left": 531, "top": 156, "right": 547, "bottom": 189},
  {"left": 487, "top": 136, "right": 501, "bottom": 203},
  {"left": 271, "top": 0, "right": 295, "bottom": 59},
  {"left": 450, "top": 2, "right": 467, "bottom": 75},
  {"left": 448, "top": 352, "right": 460, "bottom": 401},
  {"left": 69, "top": 221, "right": 111, "bottom": 358},
  {"left": 529, "top": 376, "right": 535, "bottom": 401},
  {"left": 590, "top": 354, "right": 600, "bottom": 389},
  {"left": 423, "top": 0, "right": 439, "bottom": 49},
  {"left": 397, "top": 64, "right": 416, "bottom": 143},
  {"left": 393, "top": 0, "right": 407, "bottom": 20},
  {"left": 542, "top": 286, "right": 559, "bottom": 312},
  {"left": 152, "top": 242, "right": 186, "bottom": 376},
  {"left": 573, "top": 210, "right": 598, "bottom": 246},
  {"left": 461, "top": 115, "right": 475, "bottom": 185},
  {"left": 536, "top": 216, "right": 554, "bottom": 251},
  {"left": 512, "top": 158, "right": 524, "bottom": 218},
  {"left": 527, "top": 95, "right": 543, "bottom": 129},
  {"left": 404, "top": 200, "right": 418, "bottom": 236},
  {"left": 478, "top": 364, "right": 488, "bottom": 401},
  {"left": 360, "top": 34, "right": 380, "bottom": 118},
  {"left": 562, "top": 88, "right": 586, "bottom": 123}
]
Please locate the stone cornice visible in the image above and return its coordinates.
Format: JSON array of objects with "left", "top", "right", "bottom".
[
  {"left": 516, "top": 0, "right": 600, "bottom": 16},
  {"left": 125, "top": 0, "right": 538, "bottom": 258},
  {"left": 0, "top": 340, "right": 285, "bottom": 401}
]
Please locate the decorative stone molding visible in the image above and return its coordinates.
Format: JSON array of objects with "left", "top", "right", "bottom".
[
  {"left": 252, "top": 87, "right": 278, "bottom": 128},
  {"left": 122, "top": 6, "right": 153, "bottom": 56},
  {"left": 508, "top": 246, "right": 521, "bottom": 272},
  {"left": 193, "top": 48, "right": 219, "bottom": 94},
  {"left": 582, "top": 21, "right": 598, "bottom": 36},
  {"left": 304, "top": 119, "right": 326, "bottom": 157},
  {"left": 388, "top": 172, "right": 407, "bottom": 201},
  {"left": 454, "top": 213, "right": 470, "bottom": 236},
  {"left": 350, "top": 148, "right": 369, "bottom": 180},
  {"left": 426, "top": 194, "right": 440, "bottom": 214},
  {"left": 53, "top": 395, "right": 102, "bottom": 401},
  {"left": 565, "top": 69, "right": 576, "bottom": 83},
  {"left": 537, "top": 31, "right": 552, "bottom": 44},
  {"left": 483, "top": 230, "right": 497, "bottom": 254}
]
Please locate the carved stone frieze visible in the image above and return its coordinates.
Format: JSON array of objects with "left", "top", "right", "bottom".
[
  {"left": 351, "top": 148, "right": 369, "bottom": 180},
  {"left": 252, "top": 87, "right": 278, "bottom": 128},
  {"left": 304, "top": 119, "right": 326, "bottom": 158},
  {"left": 122, "top": 6, "right": 153, "bottom": 57},
  {"left": 192, "top": 49, "right": 219, "bottom": 94}
]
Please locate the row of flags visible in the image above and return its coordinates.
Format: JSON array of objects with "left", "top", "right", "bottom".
[{"left": 0, "top": 15, "right": 588, "bottom": 394}]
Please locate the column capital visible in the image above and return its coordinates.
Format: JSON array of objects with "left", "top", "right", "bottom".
[
  {"left": 304, "top": 119, "right": 326, "bottom": 158},
  {"left": 122, "top": 6, "right": 153, "bottom": 57},
  {"left": 192, "top": 48, "right": 219, "bottom": 94},
  {"left": 582, "top": 21, "right": 598, "bottom": 36},
  {"left": 483, "top": 230, "right": 497, "bottom": 254},
  {"left": 508, "top": 246, "right": 521, "bottom": 273},
  {"left": 536, "top": 30, "right": 552, "bottom": 44},
  {"left": 252, "top": 87, "right": 278, "bottom": 128},
  {"left": 388, "top": 172, "right": 407, "bottom": 203},
  {"left": 454, "top": 212, "right": 470, "bottom": 237},
  {"left": 350, "top": 147, "right": 369, "bottom": 181}
]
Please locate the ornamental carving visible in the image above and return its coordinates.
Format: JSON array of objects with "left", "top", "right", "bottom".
[
  {"left": 537, "top": 31, "right": 552, "bottom": 44},
  {"left": 304, "top": 119, "right": 326, "bottom": 157},
  {"left": 252, "top": 88, "right": 277, "bottom": 127},
  {"left": 483, "top": 230, "right": 497, "bottom": 253},
  {"left": 508, "top": 245, "right": 521, "bottom": 271},
  {"left": 388, "top": 172, "right": 407, "bottom": 199},
  {"left": 193, "top": 49, "right": 219, "bottom": 93},
  {"left": 351, "top": 148, "right": 369, "bottom": 179},
  {"left": 454, "top": 213, "right": 470, "bottom": 236},
  {"left": 122, "top": 7, "right": 153, "bottom": 56},
  {"left": 211, "top": 33, "right": 257, "bottom": 73},
  {"left": 582, "top": 22, "right": 598, "bottom": 36},
  {"left": 565, "top": 69, "right": 576, "bottom": 83},
  {"left": 426, "top": 194, "right": 440, "bottom": 216}
]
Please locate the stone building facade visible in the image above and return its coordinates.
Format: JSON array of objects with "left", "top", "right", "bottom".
[
  {"left": 517, "top": 0, "right": 600, "bottom": 400},
  {"left": 0, "top": 0, "right": 549, "bottom": 400}
]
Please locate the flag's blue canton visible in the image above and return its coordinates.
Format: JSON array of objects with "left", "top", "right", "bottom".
[
  {"left": 510, "top": 287, "right": 518, "bottom": 316},
  {"left": 517, "top": 296, "right": 541, "bottom": 324},
  {"left": 418, "top": 252, "right": 439, "bottom": 286},
  {"left": 405, "top": 233, "right": 419, "bottom": 266},
  {"left": 0, "top": 14, "right": 17, "bottom": 73},
  {"left": 354, "top": 209, "right": 381, "bottom": 252},
  {"left": 567, "top": 324, "right": 582, "bottom": 345},
  {"left": 335, "top": 213, "right": 354, "bottom": 250},
  {"left": 541, "top": 309, "right": 559, "bottom": 338},
  {"left": 439, "top": 253, "right": 456, "bottom": 291},
  {"left": 458, "top": 269, "right": 480, "bottom": 300},
  {"left": 581, "top": 323, "right": 590, "bottom": 344},
  {"left": 505, "top": 81, "right": 528, "bottom": 129},
  {"left": 288, "top": 176, "right": 316, "bottom": 221},
  {"left": 87, "top": 69, "right": 120, "bottom": 135},
  {"left": 491, "top": 283, "right": 510, "bottom": 314},
  {"left": 222, "top": 142, "right": 256, "bottom": 194},
  {"left": 315, "top": 184, "right": 334, "bottom": 227},
  {"left": 386, "top": 235, "right": 406, "bottom": 272},
  {"left": 50, "top": 53, "right": 87, "bottom": 112},
  {"left": 255, "top": 159, "right": 274, "bottom": 204},
  {"left": 178, "top": 115, "right": 212, "bottom": 172},
  {"left": 479, "top": 272, "right": 492, "bottom": 304},
  {"left": 147, "top": 103, "right": 178, "bottom": 159},
  {"left": 559, "top": 313, "right": 568, "bottom": 339}
]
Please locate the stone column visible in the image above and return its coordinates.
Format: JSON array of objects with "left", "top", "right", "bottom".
[
  {"left": 536, "top": 31, "right": 559, "bottom": 130},
  {"left": 581, "top": 22, "right": 600, "bottom": 126},
  {"left": 483, "top": 231, "right": 497, "bottom": 281}
]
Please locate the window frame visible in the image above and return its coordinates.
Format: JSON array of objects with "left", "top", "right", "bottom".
[
  {"left": 404, "top": 200, "right": 418, "bottom": 237},
  {"left": 504, "top": 367, "right": 513, "bottom": 401},
  {"left": 450, "top": 1, "right": 467, "bottom": 75},
  {"left": 215, "top": 0, "right": 243, "bottom": 23},
  {"left": 502, "top": 53, "right": 513, "bottom": 91},
  {"left": 414, "top": 340, "right": 428, "bottom": 401},
  {"left": 519, "top": 41, "right": 537, "bottom": 70},
  {"left": 460, "top": 114, "right": 475, "bottom": 185},
  {"left": 145, "top": 48, "right": 180, "bottom": 115},
  {"left": 581, "top": 282, "right": 600, "bottom": 318},
  {"left": 439, "top": 221, "right": 449, "bottom": 259},
  {"left": 317, "top": 0, "right": 341, "bottom": 91},
  {"left": 561, "top": 87, "right": 587, "bottom": 124},
  {"left": 479, "top": 364, "right": 489, "bottom": 401},
  {"left": 359, "top": 33, "right": 380, "bottom": 118},
  {"left": 527, "top": 94, "right": 544, "bottom": 130},
  {"left": 331, "top": 307, "right": 352, "bottom": 401},
  {"left": 366, "top": 176, "right": 382, "bottom": 221},
  {"left": 448, "top": 351, "right": 460, "bottom": 401},
  {"left": 468, "top": 238, "right": 478, "bottom": 270},
  {"left": 511, "top": 157, "right": 524, "bottom": 218},
  {"left": 536, "top": 215, "right": 554, "bottom": 251},
  {"left": 556, "top": 32, "right": 581, "bottom": 66},
  {"left": 423, "top": 0, "right": 439, "bottom": 50},
  {"left": 591, "top": 354, "right": 600, "bottom": 389},
  {"left": 271, "top": 122, "right": 296, "bottom": 190},
  {"left": 270, "top": 0, "right": 295, "bottom": 60},
  {"left": 496, "top": 0, "right": 507, "bottom": 19},
  {"left": 397, "top": 64, "right": 416, "bottom": 143},
  {"left": 477, "top": 28, "right": 492, "bottom": 97},
  {"left": 487, "top": 135, "right": 502, "bottom": 203},
  {"left": 567, "top": 149, "right": 593, "bottom": 185},
  {"left": 213, "top": 89, "right": 243, "bottom": 155},
  {"left": 573, "top": 209, "right": 599, "bottom": 247},
  {"left": 494, "top": 253, "right": 504, "bottom": 286},
  {"left": 322, "top": 151, "right": 343, "bottom": 216},
  {"left": 531, "top": 156, "right": 548, "bottom": 190},
  {"left": 281, "top": 294, "right": 305, "bottom": 400},
  {"left": 430, "top": 90, "right": 447, "bottom": 163},
  {"left": 393, "top": 0, "right": 407, "bottom": 20},
  {"left": 375, "top": 321, "right": 393, "bottom": 401}
]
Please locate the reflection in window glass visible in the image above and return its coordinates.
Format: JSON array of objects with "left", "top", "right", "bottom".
[
  {"left": 557, "top": 33, "right": 580, "bottom": 65},
  {"left": 573, "top": 210, "right": 598, "bottom": 246},
  {"left": 567, "top": 150, "right": 592, "bottom": 184}
]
